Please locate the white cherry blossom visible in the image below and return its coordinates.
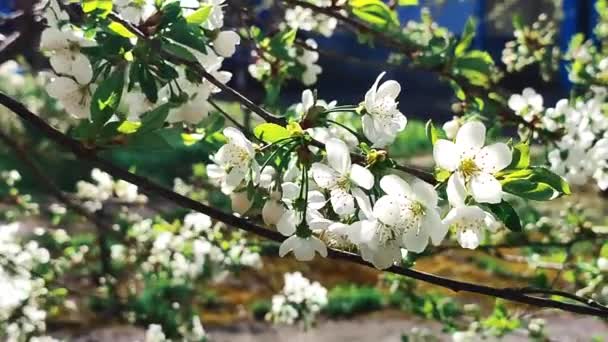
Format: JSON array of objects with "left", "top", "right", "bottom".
[
  {"left": 207, "top": 127, "right": 258, "bottom": 194},
  {"left": 114, "top": 0, "right": 156, "bottom": 24},
  {"left": 362, "top": 72, "right": 407, "bottom": 147},
  {"left": 378, "top": 175, "right": 446, "bottom": 253},
  {"left": 311, "top": 138, "right": 374, "bottom": 216},
  {"left": 433, "top": 121, "right": 512, "bottom": 206},
  {"left": 40, "top": 27, "right": 95, "bottom": 85},
  {"left": 45, "top": 76, "right": 94, "bottom": 119},
  {"left": 508, "top": 87, "right": 544, "bottom": 122},
  {"left": 442, "top": 205, "right": 498, "bottom": 249},
  {"left": 279, "top": 235, "right": 327, "bottom": 261}
]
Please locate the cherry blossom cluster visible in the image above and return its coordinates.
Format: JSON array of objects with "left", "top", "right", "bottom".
[
  {"left": 40, "top": 0, "right": 240, "bottom": 125},
  {"left": 508, "top": 86, "right": 608, "bottom": 190},
  {"left": 122, "top": 212, "right": 261, "bottom": 284},
  {"left": 143, "top": 316, "right": 207, "bottom": 342},
  {"left": 282, "top": 0, "right": 342, "bottom": 37},
  {"left": 75, "top": 168, "right": 147, "bottom": 212},
  {"left": 0, "top": 223, "right": 56, "bottom": 341},
  {"left": 206, "top": 72, "right": 520, "bottom": 269},
  {"left": 248, "top": 37, "right": 322, "bottom": 86},
  {"left": 544, "top": 89, "right": 608, "bottom": 190},
  {"left": 266, "top": 272, "right": 328, "bottom": 327},
  {"left": 501, "top": 14, "right": 560, "bottom": 81}
]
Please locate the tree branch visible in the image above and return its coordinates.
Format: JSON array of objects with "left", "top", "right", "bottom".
[{"left": 1, "top": 92, "right": 607, "bottom": 318}]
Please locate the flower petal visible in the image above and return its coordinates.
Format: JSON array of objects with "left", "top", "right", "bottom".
[
  {"left": 424, "top": 210, "right": 447, "bottom": 246},
  {"left": 373, "top": 195, "right": 404, "bottom": 226},
  {"left": 433, "top": 139, "right": 460, "bottom": 171},
  {"left": 330, "top": 188, "right": 355, "bottom": 216},
  {"left": 326, "top": 138, "right": 351, "bottom": 174},
  {"left": 364, "top": 71, "right": 385, "bottom": 108},
  {"left": 475, "top": 143, "right": 512, "bottom": 174},
  {"left": 352, "top": 187, "right": 373, "bottom": 219},
  {"left": 447, "top": 172, "right": 467, "bottom": 207},
  {"left": 379, "top": 174, "right": 412, "bottom": 197},
  {"left": 350, "top": 164, "right": 374, "bottom": 190},
  {"left": 309, "top": 236, "right": 327, "bottom": 258},
  {"left": 411, "top": 179, "right": 438, "bottom": 207},
  {"left": 310, "top": 163, "right": 339, "bottom": 189},
  {"left": 278, "top": 235, "right": 297, "bottom": 257},
  {"left": 277, "top": 210, "right": 298, "bottom": 236},
  {"left": 508, "top": 94, "right": 526, "bottom": 112},
  {"left": 293, "top": 240, "right": 315, "bottom": 261},
  {"left": 376, "top": 79, "right": 400, "bottom": 100},
  {"left": 71, "top": 53, "right": 93, "bottom": 84},
  {"left": 470, "top": 172, "right": 502, "bottom": 204},
  {"left": 457, "top": 228, "right": 482, "bottom": 249},
  {"left": 403, "top": 224, "right": 430, "bottom": 253},
  {"left": 455, "top": 121, "right": 486, "bottom": 156}
]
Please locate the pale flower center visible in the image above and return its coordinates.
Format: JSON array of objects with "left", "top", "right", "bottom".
[
  {"left": 376, "top": 222, "right": 403, "bottom": 246},
  {"left": 335, "top": 174, "right": 351, "bottom": 191},
  {"left": 459, "top": 158, "right": 480, "bottom": 179},
  {"left": 224, "top": 144, "right": 251, "bottom": 168}
]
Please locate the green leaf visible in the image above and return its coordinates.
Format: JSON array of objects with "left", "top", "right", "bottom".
[
  {"left": 82, "top": 0, "right": 113, "bottom": 16},
  {"left": 161, "top": 40, "right": 197, "bottom": 62},
  {"left": 350, "top": 0, "right": 399, "bottom": 27},
  {"left": 499, "top": 167, "right": 571, "bottom": 200},
  {"left": 108, "top": 22, "right": 136, "bottom": 38},
  {"left": 136, "top": 64, "right": 158, "bottom": 103},
  {"left": 454, "top": 50, "right": 495, "bottom": 88},
  {"left": 254, "top": 123, "right": 291, "bottom": 143},
  {"left": 117, "top": 121, "right": 141, "bottom": 134},
  {"left": 139, "top": 103, "right": 172, "bottom": 134},
  {"left": 90, "top": 68, "right": 125, "bottom": 127},
  {"left": 455, "top": 18, "right": 476, "bottom": 56},
  {"left": 186, "top": 5, "right": 213, "bottom": 25},
  {"left": 502, "top": 179, "right": 560, "bottom": 201},
  {"left": 398, "top": 0, "right": 418, "bottom": 5},
  {"left": 508, "top": 142, "right": 530, "bottom": 169},
  {"left": 486, "top": 201, "right": 522, "bottom": 232},
  {"left": 425, "top": 119, "right": 441, "bottom": 145}
]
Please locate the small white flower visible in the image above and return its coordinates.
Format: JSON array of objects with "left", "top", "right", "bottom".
[
  {"left": 442, "top": 205, "right": 498, "bottom": 249},
  {"left": 297, "top": 39, "right": 322, "bottom": 85},
  {"left": 279, "top": 235, "right": 328, "bottom": 261},
  {"left": 45, "top": 76, "right": 94, "bottom": 119},
  {"left": 213, "top": 31, "right": 240, "bottom": 57},
  {"left": 508, "top": 87, "right": 544, "bottom": 122},
  {"left": 114, "top": 180, "right": 139, "bottom": 203},
  {"left": 207, "top": 127, "right": 258, "bottom": 194},
  {"left": 378, "top": 175, "right": 446, "bottom": 253},
  {"left": 311, "top": 138, "right": 374, "bottom": 216},
  {"left": 433, "top": 121, "right": 512, "bottom": 206},
  {"left": 362, "top": 72, "right": 407, "bottom": 147},
  {"left": 114, "top": 0, "right": 156, "bottom": 24},
  {"left": 40, "top": 27, "right": 95, "bottom": 85}
]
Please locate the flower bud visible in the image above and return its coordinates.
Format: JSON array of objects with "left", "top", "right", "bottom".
[
  {"left": 263, "top": 197, "right": 285, "bottom": 226},
  {"left": 442, "top": 117, "right": 461, "bottom": 139},
  {"left": 231, "top": 192, "right": 252, "bottom": 215}
]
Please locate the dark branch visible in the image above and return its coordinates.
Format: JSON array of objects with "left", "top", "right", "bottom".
[{"left": 1, "top": 91, "right": 607, "bottom": 318}]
